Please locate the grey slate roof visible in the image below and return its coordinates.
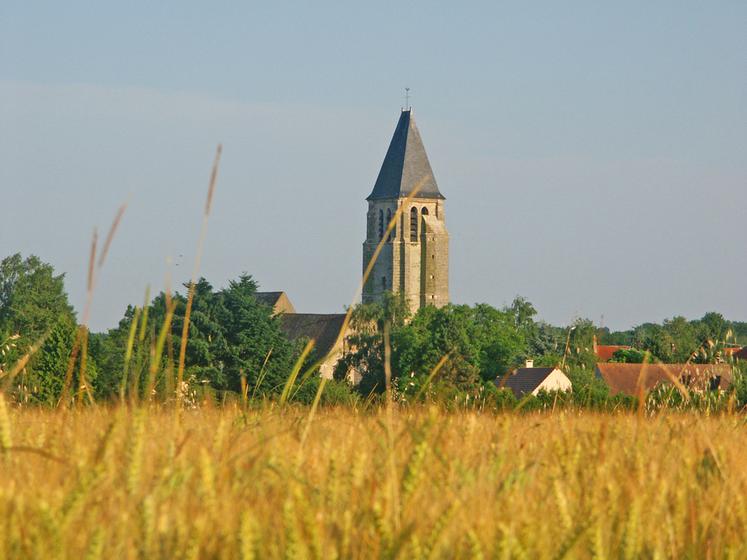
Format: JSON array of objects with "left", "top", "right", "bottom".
[
  {"left": 279, "top": 314, "right": 347, "bottom": 360},
  {"left": 367, "top": 110, "right": 445, "bottom": 201},
  {"left": 498, "top": 368, "right": 556, "bottom": 397}
]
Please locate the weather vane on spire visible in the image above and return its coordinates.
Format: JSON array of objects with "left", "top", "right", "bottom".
[{"left": 404, "top": 87, "right": 411, "bottom": 110}]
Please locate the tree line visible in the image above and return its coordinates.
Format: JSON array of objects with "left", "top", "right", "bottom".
[{"left": 1, "top": 253, "right": 745, "bottom": 408}]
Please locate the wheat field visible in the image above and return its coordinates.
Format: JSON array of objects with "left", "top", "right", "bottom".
[{"left": 0, "top": 400, "right": 745, "bottom": 559}]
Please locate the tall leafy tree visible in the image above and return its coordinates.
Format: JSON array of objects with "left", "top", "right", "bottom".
[
  {"left": 0, "top": 254, "right": 93, "bottom": 404},
  {"left": 662, "top": 316, "right": 698, "bottom": 362},
  {"left": 28, "top": 315, "right": 77, "bottom": 404},
  {"left": 216, "top": 274, "right": 299, "bottom": 393},
  {"left": 0, "top": 254, "right": 75, "bottom": 341},
  {"left": 92, "top": 274, "right": 300, "bottom": 399},
  {"left": 339, "top": 300, "right": 530, "bottom": 395}
]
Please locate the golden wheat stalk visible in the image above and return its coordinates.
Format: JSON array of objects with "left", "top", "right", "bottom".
[{"left": 176, "top": 144, "right": 222, "bottom": 416}]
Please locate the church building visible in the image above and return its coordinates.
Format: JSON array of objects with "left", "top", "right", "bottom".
[{"left": 362, "top": 109, "right": 449, "bottom": 313}]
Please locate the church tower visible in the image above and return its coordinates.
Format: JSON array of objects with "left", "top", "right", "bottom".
[{"left": 362, "top": 109, "right": 449, "bottom": 313}]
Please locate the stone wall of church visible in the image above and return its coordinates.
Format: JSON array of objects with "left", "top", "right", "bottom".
[
  {"left": 362, "top": 198, "right": 449, "bottom": 314},
  {"left": 421, "top": 214, "right": 449, "bottom": 308},
  {"left": 362, "top": 200, "right": 396, "bottom": 304}
]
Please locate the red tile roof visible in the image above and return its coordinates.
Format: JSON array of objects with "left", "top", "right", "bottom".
[
  {"left": 595, "top": 363, "right": 732, "bottom": 396},
  {"left": 594, "top": 345, "right": 632, "bottom": 362}
]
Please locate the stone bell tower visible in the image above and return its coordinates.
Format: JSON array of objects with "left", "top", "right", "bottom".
[{"left": 362, "top": 109, "right": 449, "bottom": 314}]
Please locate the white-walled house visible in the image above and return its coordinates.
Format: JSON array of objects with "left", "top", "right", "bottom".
[{"left": 497, "top": 367, "right": 572, "bottom": 398}]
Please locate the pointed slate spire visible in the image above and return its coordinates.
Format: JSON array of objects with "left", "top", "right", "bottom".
[{"left": 367, "top": 110, "right": 445, "bottom": 201}]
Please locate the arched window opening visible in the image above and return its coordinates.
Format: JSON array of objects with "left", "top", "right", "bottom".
[
  {"left": 410, "top": 207, "right": 418, "bottom": 241},
  {"left": 421, "top": 207, "right": 429, "bottom": 216},
  {"left": 386, "top": 209, "right": 393, "bottom": 241},
  {"left": 378, "top": 209, "right": 384, "bottom": 240}
]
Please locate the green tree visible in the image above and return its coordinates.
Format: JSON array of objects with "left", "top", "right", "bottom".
[
  {"left": 0, "top": 254, "right": 89, "bottom": 404},
  {"left": 93, "top": 274, "right": 301, "bottom": 400},
  {"left": 340, "top": 301, "right": 529, "bottom": 396},
  {"left": 662, "top": 316, "right": 698, "bottom": 362},
  {"left": 23, "top": 315, "right": 76, "bottom": 404},
  {"left": 0, "top": 254, "right": 75, "bottom": 342},
  {"left": 528, "top": 321, "right": 565, "bottom": 360},
  {"left": 563, "top": 318, "right": 597, "bottom": 369},
  {"left": 217, "top": 274, "right": 299, "bottom": 393},
  {"left": 470, "top": 304, "right": 526, "bottom": 380},
  {"left": 632, "top": 323, "right": 674, "bottom": 362},
  {"left": 609, "top": 348, "right": 650, "bottom": 363}
]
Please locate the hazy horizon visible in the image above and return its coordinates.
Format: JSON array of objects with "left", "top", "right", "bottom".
[{"left": 2, "top": 2, "right": 745, "bottom": 332}]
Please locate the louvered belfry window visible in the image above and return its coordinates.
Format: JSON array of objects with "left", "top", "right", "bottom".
[{"left": 410, "top": 207, "right": 418, "bottom": 241}]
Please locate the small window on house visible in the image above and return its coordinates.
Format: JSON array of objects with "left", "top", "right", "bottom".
[
  {"left": 710, "top": 375, "right": 722, "bottom": 391},
  {"left": 386, "top": 209, "right": 393, "bottom": 241},
  {"left": 410, "top": 207, "right": 418, "bottom": 241},
  {"left": 378, "top": 209, "right": 384, "bottom": 240},
  {"left": 381, "top": 276, "right": 387, "bottom": 290}
]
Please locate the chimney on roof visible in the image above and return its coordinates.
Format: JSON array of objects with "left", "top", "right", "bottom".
[{"left": 525, "top": 359, "right": 534, "bottom": 368}]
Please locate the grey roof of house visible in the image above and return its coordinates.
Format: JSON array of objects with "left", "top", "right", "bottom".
[
  {"left": 497, "top": 367, "right": 556, "bottom": 397},
  {"left": 279, "top": 314, "right": 347, "bottom": 359},
  {"left": 367, "top": 110, "right": 445, "bottom": 201}
]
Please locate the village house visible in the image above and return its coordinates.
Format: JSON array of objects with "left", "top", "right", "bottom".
[
  {"left": 595, "top": 362, "right": 732, "bottom": 396},
  {"left": 497, "top": 361, "right": 572, "bottom": 398},
  {"left": 592, "top": 335, "right": 632, "bottom": 362}
]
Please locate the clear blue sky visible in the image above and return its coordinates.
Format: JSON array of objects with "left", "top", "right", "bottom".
[{"left": 1, "top": 1, "right": 745, "bottom": 332}]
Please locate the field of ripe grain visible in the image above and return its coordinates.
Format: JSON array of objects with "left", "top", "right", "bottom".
[{"left": 1, "top": 402, "right": 746, "bottom": 559}]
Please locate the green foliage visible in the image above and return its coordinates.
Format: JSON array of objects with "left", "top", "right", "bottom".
[
  {"left": 528, "top": 322, "right": 565, "bottom": 358},
  {"left": 92, "top": 274, "right": 302, "bottom": 400},
  {"left": 5, "top": 251, "right": 747, "bottom": 415},
  {"left": 24, "top": 316, "right": 75, "bottom": 404},
  {"left": 610, "top": 348, "right": 650, "bottom": 363},
  {"left": 339, "top": 300, "right": 528, "bottom": 397},
  {"left": 731, "top": 365, "right": 747, "bottom": 409},
  {"left": 0, "top": 254, "right": 92, "bottom": 405},
  {"left": 612, "top": 312, "right": 741, "bottom": 364},
  {"left": 0, "top": 254, "right": 75, "bottom": 341}
]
